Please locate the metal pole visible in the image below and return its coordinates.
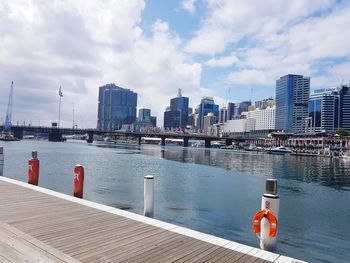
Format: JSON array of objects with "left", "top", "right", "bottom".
[{"left": 144, "top": 175, "right": 154, "bottom": 218}]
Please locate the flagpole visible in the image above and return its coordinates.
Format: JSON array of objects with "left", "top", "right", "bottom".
[
  {"left": 58, "top": 86, "right": 62, "bottom": 128},
  {"left": 58, "top": 95, "right": 61, "bottom": 128}
]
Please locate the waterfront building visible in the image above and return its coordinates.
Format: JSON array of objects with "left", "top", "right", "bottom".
[
  {"left": 197, "top": 97, "right": 219, "bottom": 130},
  {"left": 308, "top": 85, "right": 350, "bottom": 133},
  {"left": 97, "top": 83, "right": 137, "bottom": 131},
  {"left": 308, "top": 89, "right": 340, "bottom": 132},
  {"left": 163, "top": 89, "right": 189, "bottom": 129},
  {"left": 275, "top": 74, "right": 310, "bottom": 133}
]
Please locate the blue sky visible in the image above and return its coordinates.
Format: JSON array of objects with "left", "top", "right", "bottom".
[{"left": 1, "top": 0, "right": 350, "bottom": 127}]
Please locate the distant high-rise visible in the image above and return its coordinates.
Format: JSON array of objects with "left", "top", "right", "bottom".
[
  {"left": 163, "top": 89, "right": 189, "bottom": 129},
  {"left": 238, "top": 101, "right": 252, "bottom": 116},
  {"left": 227, "top": 102, "right": 235, "bottom": 120},
  {"left": 138, "top": 108, "right": 151, "bottom": 121},
  {"left": 204, "top": 113, "right": 216, "bottom": 132},
  {"left": 219, "top": 107, "right": 228, "bottom": 123},
  {"left": 275, "top": 74, "right": 310, "bottom": 133},
  {"left": 97, "top": 83, "right": 137, "bottom": 131},
  {"left": 197, "top": 97, "right": 219, "bottom": 130},
  {"left": 255, "top": 98, "right": 275, "bottom": 109}
]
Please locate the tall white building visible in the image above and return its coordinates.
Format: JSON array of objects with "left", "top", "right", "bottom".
[
  {"left": 222, "top": 106, "right": 275, "bottom": 133},
  {"left": 223, "top": 119, "right": 248, "bottom": 133},
  {"left": 246, "top": 106, "right": 276, "bottom": 130}
]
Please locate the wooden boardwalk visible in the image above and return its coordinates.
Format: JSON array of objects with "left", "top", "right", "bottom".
[{"left": 0, "top": 177, "right": 304, "bottom": 263}]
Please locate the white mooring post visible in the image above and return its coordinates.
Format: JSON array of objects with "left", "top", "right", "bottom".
[
  {"left": 260, "top": 179, "right": 280, "bottom": 252},
  {"left": 144, "top": 175, "right": 154, "bottom": 218},
  {"left": 0, "top": 147, "right": 4, "bottom": 176}
]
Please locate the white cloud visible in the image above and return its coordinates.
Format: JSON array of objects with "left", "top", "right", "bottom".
[
  {"left": 1, "top": 0, "right": 349, "bottom": 128},
  {"left": 185, "top": 0, "right": 335, "bottom": 55},
  {"left": 204, "top": 53, "right": 239, "bottom": 67},
  {"left": 181, "top": 0, "right": 197, "bottom": 14},
  {"left": 186, "top": 0, "right": 350, "bottom": 94},
  {"left": 0, "top": 1, "right": 203, "bottom": 128}
]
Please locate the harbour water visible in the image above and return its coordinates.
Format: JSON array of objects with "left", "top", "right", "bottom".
[{"left": 1, "top": 140, "right": 349, "bottom": 263}]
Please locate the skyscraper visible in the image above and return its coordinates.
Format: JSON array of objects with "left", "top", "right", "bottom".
[
  {"left": 307, "top": 85, "right": 350, "bottom": 133},
  {"left": 339, "top": 85, "right": 350, "bottom": 131},
  {"left": 238, "top": 101, "right": 252, "bottom": 115},
  {"left": 97, "top": 83, "right": 137, "bottom": 131},
  {"left": 227, "top": 102, "right": 235, "bottom": 120},
  {"left": 197, "top": 97, "right": 219, "bottom": 130},
  {"left": 308, "top": 89, "right": 340, "bottom": 132},
  {"left": 163, "top": 89, "right": 189, "bottom": 129},
  {"left": 275, "top": 74, "right": 310, "bottom": 133},
  {"left": 219, "top": 107, "right": 228, "bottom": 123}
]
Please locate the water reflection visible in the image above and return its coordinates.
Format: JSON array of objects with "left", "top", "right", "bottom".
[{"left": 137, "top": 146, "right": 350, "bottom": 190}]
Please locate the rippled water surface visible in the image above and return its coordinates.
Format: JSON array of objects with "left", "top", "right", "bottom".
[{"left": 1, "top": 140, "right": 350, "bottom": 263}]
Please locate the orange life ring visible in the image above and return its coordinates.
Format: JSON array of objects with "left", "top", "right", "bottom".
[{"left": 252, "top": 209, "right": 278, "bottom": 237}]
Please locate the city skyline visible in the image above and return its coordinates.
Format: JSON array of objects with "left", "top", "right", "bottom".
[{"left": 1, "top": 1, "right": 350, "bottom": 128}]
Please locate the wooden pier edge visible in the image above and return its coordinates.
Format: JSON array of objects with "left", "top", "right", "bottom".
[{"left": 0, "top": 176, "right": 306, "bottom": 263}]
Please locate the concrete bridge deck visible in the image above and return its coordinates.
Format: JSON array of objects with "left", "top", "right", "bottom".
[{"left": 0, "top": 177, "right": 304, "bottom": 263}]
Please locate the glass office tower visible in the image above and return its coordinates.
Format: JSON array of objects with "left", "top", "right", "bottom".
[
  {"left": 275, "top": 74, "right": 310, "bottom": 133},
  {"left": 163, "top": 89, "right": 189, "bottom": 129},
  {"left": 197, "top": 97, "right": 219, "bottom": 130},
  {"left": 97, "top": 84, "right": 137, "bottom": 131}
]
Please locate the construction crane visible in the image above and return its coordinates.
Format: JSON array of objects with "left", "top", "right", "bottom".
[{"left": 3, "top": 81, "right": 14, "bottom": 133}]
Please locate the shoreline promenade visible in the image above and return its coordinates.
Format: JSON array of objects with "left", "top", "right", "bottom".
[{"left": 0, "top": 176, "right": 304, "bottom": 262}]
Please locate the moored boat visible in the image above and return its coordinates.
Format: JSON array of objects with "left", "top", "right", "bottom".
[
  {"left": 266, "top": 146, "right": 292, "bottom": 154},
  {"left": 0, "top": 132, "right": 19, "bottom": 141}
]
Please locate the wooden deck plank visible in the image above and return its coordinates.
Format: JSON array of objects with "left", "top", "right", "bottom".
[
  {"left": 37, "top": 217, "right": 135, "bottom": 243},
  {"left": 120, "top": 235, "right": 196, "bottom": 263},
  {"left": 169, "top": 239, "right": 217, "bottom": 262},
  {"left": 81, "top": 229, "right": 182, "bottom": 262},
  {"left": 65, "top": 225, "right": 166, "bottom": 257},
  {"left": 140, "top": 237, "right": 203, "bottom": 263},
  {"left": 174, "top": 242, "right": 224, "bottom": 263},
  {"left": 0, "top": 178, "right": 294, "bottom": 263},
  {"left": 101, "top": 230, "right": 185, "bottom": 262},
  {"left": 0, "top": 222, "right": 79, "bottom": 263}
]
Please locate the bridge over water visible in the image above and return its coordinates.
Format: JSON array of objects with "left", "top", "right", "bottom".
[{"left": 0, "top": 125, "right": 247, "bottom": 148}]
